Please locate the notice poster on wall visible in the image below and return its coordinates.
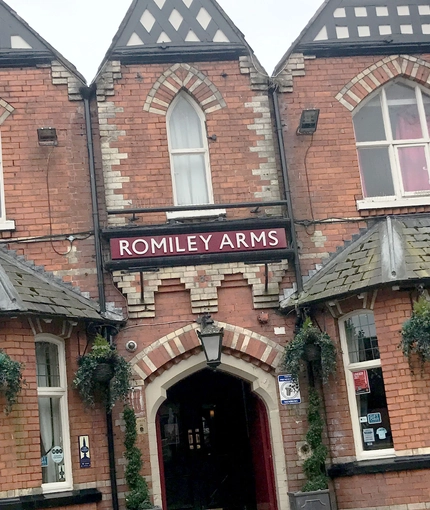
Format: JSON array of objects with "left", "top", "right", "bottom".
[
  {"left": 278, "top": 375, "right": 301, "bottom": 405},
  {"left": 353, "top": 370, "right": 370, "bottom": 395}
]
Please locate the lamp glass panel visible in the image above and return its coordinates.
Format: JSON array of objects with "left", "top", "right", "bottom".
[{"left": 201, "top": 334, "right": 221, "bottom": 362}]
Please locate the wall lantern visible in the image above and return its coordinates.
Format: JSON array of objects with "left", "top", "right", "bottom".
[
  {"left": 297, "top": 109, "right": 320, "bottom": 135},
  {"left": 37, "top": 127, "right": 58, "bottom": 146},
  {"left": 196, "top": 314, "right": 224, "bottom": 369}
]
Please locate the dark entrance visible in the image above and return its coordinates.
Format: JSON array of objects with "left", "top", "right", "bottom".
[{"left": 157, "top": 369, "right": 277, "bottom": 510}]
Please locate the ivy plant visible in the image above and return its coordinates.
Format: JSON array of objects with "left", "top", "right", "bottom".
[
  {"left": 283, "top": 317, "right": 337, "bottom": 384},
  {"left": 0, "top": 349, "right": 24, "bottom": 414},
  {"left": 123, "top": 406, "right": 153, "bottom": 510},
  {"left": 302, "top": 388, "right": 329, "bottom": 492},
  {"left": 400, "top": 296, "right": 430, "bottom": 369}
]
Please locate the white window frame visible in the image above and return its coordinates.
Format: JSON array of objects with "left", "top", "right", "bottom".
[
  {"left": 354, "top": 79, "right": 430, "bottom": 210},
  {"left": 166, "top": 92, "right": 225, "bottom": 219},
  {"left": 339, "top": 311, "right": 395, "bottom": 461},
  {"left": 36, "top": 334, "right": 73, "bottom": 492},
  {"left": 0, "top": 132, "right": 15, "bottom": 230}
]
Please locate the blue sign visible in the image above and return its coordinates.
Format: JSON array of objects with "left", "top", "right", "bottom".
[
  {"left": 278, "top": 375, "right": 301, "bottom": 405},
  {"left": 79, "top": 436, "right": 91, "bottom": 468},
  {"left": 41, "top": 456, "right": 48, "bottom": 467},
  {"left": 368, "top": 412, "right": 382, "bottom": 425}
]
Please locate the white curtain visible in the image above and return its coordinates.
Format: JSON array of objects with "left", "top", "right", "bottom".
[{"left": 169, "top": 96, "right": 209, "bottom": 205}]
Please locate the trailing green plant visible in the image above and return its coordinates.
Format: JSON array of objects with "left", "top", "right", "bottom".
[
  {"left": 302, "top": 388, "right": 329, "bottom": 492},
  {"left": 123, "top": 406, "right": 152, "bottom": 510},
  {"left": 0, "top": 349, "right": 23, "bottom": 414},
  {"left": 283, "top": 317, "right": 337, "bottom": 384},
  {"left": 73, "top": 334, "right": 131, "bottom": 410},
  {"left": 400, "top": 296, "right": 430, "bottom": 369}
]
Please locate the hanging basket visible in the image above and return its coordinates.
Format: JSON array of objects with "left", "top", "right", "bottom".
[
  {"left": 302, "top": 344, "right": 321, "bottom": 362},
  {"left": 93, "top": 362, "right": 115, "bottom": 383}
]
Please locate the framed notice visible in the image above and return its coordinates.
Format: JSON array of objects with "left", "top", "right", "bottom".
[
  {"left": 278, "top": 375, "right": 301, "bottom": 405},
  {"left": 353, "top": 370, "right": 370, "bottom": 395}
]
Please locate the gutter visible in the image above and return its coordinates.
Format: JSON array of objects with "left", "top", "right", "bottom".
[
  {"left": 80, "top": 85, "right": 106, "bottom": 314},
  {"left": 271, "top": 88, "right": 303, "bottom": 294}
]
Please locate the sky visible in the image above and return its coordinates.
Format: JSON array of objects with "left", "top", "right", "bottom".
[{"left": 6, "top": 0, "right": 323, "bottom": 83}]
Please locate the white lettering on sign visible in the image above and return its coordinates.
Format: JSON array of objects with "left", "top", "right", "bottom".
[{"left": 111, "top": 228, "right": 287, "bottom": 260}]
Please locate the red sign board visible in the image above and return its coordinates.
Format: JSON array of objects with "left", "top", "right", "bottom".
[
  {"left": 353, "top": 370, "right": 370, "bottom": 395},
  {"left": 110, "top": 228, "right": 287, "bottom": 260}
]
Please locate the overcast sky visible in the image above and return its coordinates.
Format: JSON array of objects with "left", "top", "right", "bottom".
[{"left": 6, "top": 0, "right": 323, "bottom": 82}]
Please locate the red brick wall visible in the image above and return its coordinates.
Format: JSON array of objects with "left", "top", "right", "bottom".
[{"left": 0, "top": 66, "right": 98, "bottom": 297}]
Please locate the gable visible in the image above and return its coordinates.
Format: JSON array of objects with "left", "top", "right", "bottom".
[
  {"left": 102, "top": 0, "right": 249, "bottom": 65},
  {"left": 281, "top": 0, "right": 430, "bottom": 63}
]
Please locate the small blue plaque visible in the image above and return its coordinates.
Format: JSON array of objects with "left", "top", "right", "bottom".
[{"left": 367, "top": 412, "right": 382, "bottom": 425}]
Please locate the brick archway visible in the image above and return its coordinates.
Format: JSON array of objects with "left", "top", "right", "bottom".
[
  {"left": 130, "top": 322, "right": 284, "bottom": 382},
  {"left": 336, "top": 54, "right": 430, "bottom": 111},
  {"left": 0, "top": 98, "right": 14, "bottom": 125},
  {"left": 143, "top": 63, "right": 226, "bottom": 115}
]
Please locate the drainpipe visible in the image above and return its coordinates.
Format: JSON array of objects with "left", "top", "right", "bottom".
[
  {"left": 271, "top": 88, "right": 303, "bottom": 294},
  {"left": 80, "top": 85, "right": 106, "bottom": 313},
  {"left": 81, "top": 86, "right": 119, "bottom": 510}
]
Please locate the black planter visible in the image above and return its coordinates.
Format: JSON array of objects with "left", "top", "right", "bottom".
[
  {"left": 93, "top": 362, "right": 115, "bottom": 383},
  {"left": 289, "top": 489, "right": 333, "bottom": 510},
  {"left": 303, "top": 343, "right": 321, "bottom": 362}
]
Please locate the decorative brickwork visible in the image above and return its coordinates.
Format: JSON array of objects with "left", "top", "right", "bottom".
[
  {"left": 144, "top": 63, "right": 226, "bottom": 115},
  {"left": 273, "top": 53, "right": 311, "bottom": 93},
  {"left": 130, "top": 321, "right": 283, "bottom": 382},
  {"left": 245, "top": 94, "right": 282, "bottom": 210},
  {"left": 336, "top": 54, "right": 430, "bottom": 111},
  {"left": 51, "top": 61, "right": 84, "bottom": 101},
  {"left": 96, "top": 61, "right": 122, "bottom": 102},
  {"left": 238, "top": 55, "right": 270, "bottom": 91},
  {"left": 0, "top": 97, "right": 14, "bottom": 125},
  {"left": 113, "top": 261, "right": 288, "bottom": 318}
]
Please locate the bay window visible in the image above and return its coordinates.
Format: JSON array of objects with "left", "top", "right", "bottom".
[{"left": 353, "top": 80, "right": 430, "bottom": 209}]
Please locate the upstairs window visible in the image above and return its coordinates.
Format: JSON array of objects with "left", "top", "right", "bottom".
[
  {"left": 340, "top": 312, "right": 394, "bottom": 459},
  {"left": 353, "top": 81, "right": 430, "bottom": 209},
  {"left": 36, "top": 337, "right": 72, "bottom": 491},
  {"left": 167, "top": 93, "right": 213, "bottom": 207},
  {"left": 0, "top": 131, "right": 15, "bottom": 230}
]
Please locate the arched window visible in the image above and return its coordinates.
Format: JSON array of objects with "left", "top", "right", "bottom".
[
  {"left": 339, "top": 312, "right": 394, "bottom": 459},
  {"left": 353, "top": 80, "right": 430, "bottom": 208},
  {"left": 167, "top": 93, "right": 212, "bottom": 207},
  {"left": 36, "top": 336, "right": 72, "bottom": 491}
]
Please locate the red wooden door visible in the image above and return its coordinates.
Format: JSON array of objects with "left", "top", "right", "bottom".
[{"left": 249, "top": 394, "right": 278, "bottom": 510}]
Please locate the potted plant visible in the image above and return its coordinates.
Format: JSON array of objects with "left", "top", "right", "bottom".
[
  {"left": 289, "top": 388, "right": 333, "bottom": 509},
  {"left": 0, "top": 349, "right": 23, "bottom": 414},
  {"left": 283, "top": 317, "right": 337, "bottom": 384},
  {"left": 73, "top": 334, "right": 131, "bottom": 410},
  {"left": 400, "top": 296, "right": 430, "bottom": 370}
]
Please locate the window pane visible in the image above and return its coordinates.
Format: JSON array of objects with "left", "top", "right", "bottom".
[
  {"left": 169, "top": 97, "right": 204, "bottom": 150},
  {"left": 36, "top": 342, "right": 60, "bottom": 387},
  {"left": 173, "top": 154, "right": 209, "bottom": 205},
  {"left": 421, "top": 91, "right": 430, "bottom": 136},
  {"left": 386, "top": 83, "right": 422, "bottom": 140},
  {"left": 357, "top": 147, "right": 394, "bottom": 197},
  {"left": 353, "top": 96, "right": 386, "bottom": 142},
  {"left": 345, "top": 313, "right": 379, "bottom": 363},
  {"left": 356, "top": 367, "right": 393, "bottom": 451},
  {"left": 39, "top": 397, "right": 66, "bottom": 483},
  {"left": 398, "top": 146, "right": 430, "bottom": 192}
]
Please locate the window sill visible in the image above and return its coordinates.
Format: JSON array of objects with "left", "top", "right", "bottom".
[
  {"left": 357, "top": 196, "right": 430, "bottom": 210},
  {"left": 166, "top": 208, "right": 226, "bottom": 220},
  {"left": 0, "top": 219, "right": 15, "bottom": 231},
  {"left": 0, "top": 488, "right": 102, "bottom": 510},
  {"left": 328, "top": 452, "right": 430, "bottom": 478}
]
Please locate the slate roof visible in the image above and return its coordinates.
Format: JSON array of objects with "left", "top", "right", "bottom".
[
  {"left": 97, "top": 0, "right": 250, "bottom": 71},
  {"left": 274, "top": 0, "right": 430, "bottom": 74},
  {"left": 0, "top": 247, "right": 107, "bottom": 321},
  {"left": 280, "top": 215, "right": 430, "bottom": 308},
  {"left": 0, "top": 0, "right": 85, "bottom": 82}
]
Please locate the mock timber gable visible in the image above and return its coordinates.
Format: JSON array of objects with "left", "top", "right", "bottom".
[{"left": 100, "top": 0, "right": 249, "bottom": 65}]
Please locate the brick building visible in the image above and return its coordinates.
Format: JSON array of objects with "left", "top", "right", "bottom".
[
  {"left": 275, "top": 0, "right": 430, "bottom": 508},
  {"left": 3, "top": 0, "right": 430, "bottom": 510}
]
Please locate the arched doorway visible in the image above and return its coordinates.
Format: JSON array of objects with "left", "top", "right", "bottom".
[
  {"left": 157, "top": 369, "right": 276, "bottom": 510},
  {"left": 143, "top": 351, "right": 289, "bottom": 510}
]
